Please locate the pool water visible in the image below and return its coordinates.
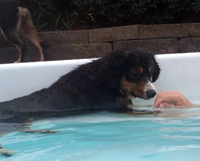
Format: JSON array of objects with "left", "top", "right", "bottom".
[{"left": 1, "top": 108, "right": 200, "bottom": 161}]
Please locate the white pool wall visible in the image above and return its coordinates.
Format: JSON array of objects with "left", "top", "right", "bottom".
[{"left": 0, "top": 52, "right": 199, "bottom": 105}]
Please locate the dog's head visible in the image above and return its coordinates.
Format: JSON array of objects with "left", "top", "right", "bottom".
[{"left": 103, "top": 49, "right": 160, "bottom": 101}]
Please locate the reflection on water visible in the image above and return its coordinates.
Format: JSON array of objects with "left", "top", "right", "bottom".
[{"left": 0, "top": 108, "right": 200, "bottom": 161}]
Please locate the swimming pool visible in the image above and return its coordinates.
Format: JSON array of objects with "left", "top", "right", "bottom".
[
  {"left": 1, "top": 108, "right": 200, "bottom": 161},
  {"left": 0, "top": 52, "right": 200, "bottom": 160}
]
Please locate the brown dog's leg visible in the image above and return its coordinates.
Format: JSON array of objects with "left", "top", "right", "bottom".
[
  {"left": 0, "top": 145, "right": 14, "bottom": 157},
  {"left": 20, "top": 9, "right": 45, "bottom": 61},
  {"left": 0, "top": 28, "right": 26, "bottom": 63},
  {"left": 23, "top": 119, "right": 57, "bottom": 134}
]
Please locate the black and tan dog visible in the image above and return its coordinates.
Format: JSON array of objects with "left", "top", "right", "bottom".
[
  {"left": 0, "top": 0, "right": 45, "bottom": 62},
  {"left": 0, "top": 49, "right": 160, "bottom": 156}
]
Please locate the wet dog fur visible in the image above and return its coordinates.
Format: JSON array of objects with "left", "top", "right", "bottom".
[{"left": 0, "top": 49, "right": 160, "bottom": 156}]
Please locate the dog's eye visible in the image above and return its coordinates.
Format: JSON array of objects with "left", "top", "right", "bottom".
[{"left": 148, "top": 67, "right": 154, "bottom": 75}]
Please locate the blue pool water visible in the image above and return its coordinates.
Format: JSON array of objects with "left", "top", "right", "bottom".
[{"left": 1, "top": 108, "right": 200, "bottom": 161}]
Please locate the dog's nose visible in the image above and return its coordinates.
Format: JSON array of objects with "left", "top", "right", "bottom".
[{"left": 146, "top": 90, "right": 156, "bottom": 98}]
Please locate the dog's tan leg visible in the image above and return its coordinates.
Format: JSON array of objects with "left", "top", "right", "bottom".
[
  {"left": 20, "top": 12, "right": 45, "bottom": 61},
  {"left": 0, "top": 28, "right": 25, "bottom": 63}
]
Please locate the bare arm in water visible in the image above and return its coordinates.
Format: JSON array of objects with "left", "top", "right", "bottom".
[{"left": 154, "top": 91, "right": 200, "bottom": 108}]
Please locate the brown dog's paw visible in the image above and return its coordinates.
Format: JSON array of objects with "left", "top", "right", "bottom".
[
  {"left": 0, "top": 148, "right": 15, "bottom": 157},
  {"left": 25, "top": 129, "right": 57, "bottom": 134}
]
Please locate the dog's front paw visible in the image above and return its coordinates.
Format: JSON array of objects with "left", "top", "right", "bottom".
[
  {"left": 25, "top": 129, "right": 57, "bottom": 134},
  {"left": 14, "top": 60, "right": 20, "bottom": 63},
  {"left": 0, "top": 148, "right": 14, "bottom": 157}
]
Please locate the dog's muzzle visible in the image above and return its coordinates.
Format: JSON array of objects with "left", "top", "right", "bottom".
[
  {"left": 144, "top": 81, "right": 156, "bottom": 99},
  {"left": 146, "top": 89, "right": 156, "bottom": 99}
]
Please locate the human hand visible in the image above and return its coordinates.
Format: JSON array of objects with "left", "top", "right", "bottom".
[{"left": 154, "top": 91, "right": 194, "bottom": 108}]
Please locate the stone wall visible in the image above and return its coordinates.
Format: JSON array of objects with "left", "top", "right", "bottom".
[{"left": 1, "top": 23, "right": 200, "bottom": 64}]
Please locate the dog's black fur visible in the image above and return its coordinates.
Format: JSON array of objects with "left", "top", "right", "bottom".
[
  {"left": 0, "top": 49, "right": 160, "bottom": 156},
  {"left": 0, "top": 0, "right": 45, "bottom": 62},
  {"left": 0, "top": 49, "right": 160, "bottom": 115}
]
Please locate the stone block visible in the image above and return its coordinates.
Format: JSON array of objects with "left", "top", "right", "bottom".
[
  {"left": 0, "top": 34, "right": 13, "bottom": 48},
  {"left": 0, "top": 30, "right": 89, "bottom": 48},
  {"left": 113, "top": 39, "right": 179, "bottom": 54},
  {"left": 189, "top": 23, "right": 200, "bottom": 36},
  {"left": 0, "top": 43, "right": 112, "bottom": 64},
  {"left": 0, "top": 47, "right": 18, "bottom": 64},
  {"left": 89, "top": 25, "right": 139, "bottom": 43},
  {"left": 179, "top": 37, "right": 200, "bottom": 52},
  {"left": 45, "top": 43, "right": 112, "bottom": 60},
  {"left": 140, "top": 24, "right": 193, "bottom": 39},
  {"left": 38, "top": 30, "right": 89, "bottom": 45},
  {"left": 0, "top": 46, "right": 43, "bottom": 64}
]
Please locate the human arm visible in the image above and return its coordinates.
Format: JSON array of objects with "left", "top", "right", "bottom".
[{"left": 153, "top": 91, "right": 200, "bottom": 108}]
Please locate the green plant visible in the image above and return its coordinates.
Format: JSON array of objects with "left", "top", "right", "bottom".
[
  {"left": 72, "top": 0, "right": 200, "bottom": 26},
  {"left": 24, "top": 0, "right": 76, "bottom": 30},
  {"left": 23, "top": 0, "right": 200, "bottom": 30}
]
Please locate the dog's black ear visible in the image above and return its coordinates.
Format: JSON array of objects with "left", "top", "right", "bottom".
[
  {"left": 152, "top": 59, "right": 161, "bottom": 82},
  {"left": 103, "top": 52, "right": 127, "bottom": 89}
]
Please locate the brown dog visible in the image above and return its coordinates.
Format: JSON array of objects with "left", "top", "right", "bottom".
[{"left": 0, "top": 0, "right": 45, "bottom": 62}]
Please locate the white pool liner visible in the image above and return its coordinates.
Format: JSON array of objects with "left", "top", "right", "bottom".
[{"left": 0, "top": 52, "right": 200, "bottom": 106}]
